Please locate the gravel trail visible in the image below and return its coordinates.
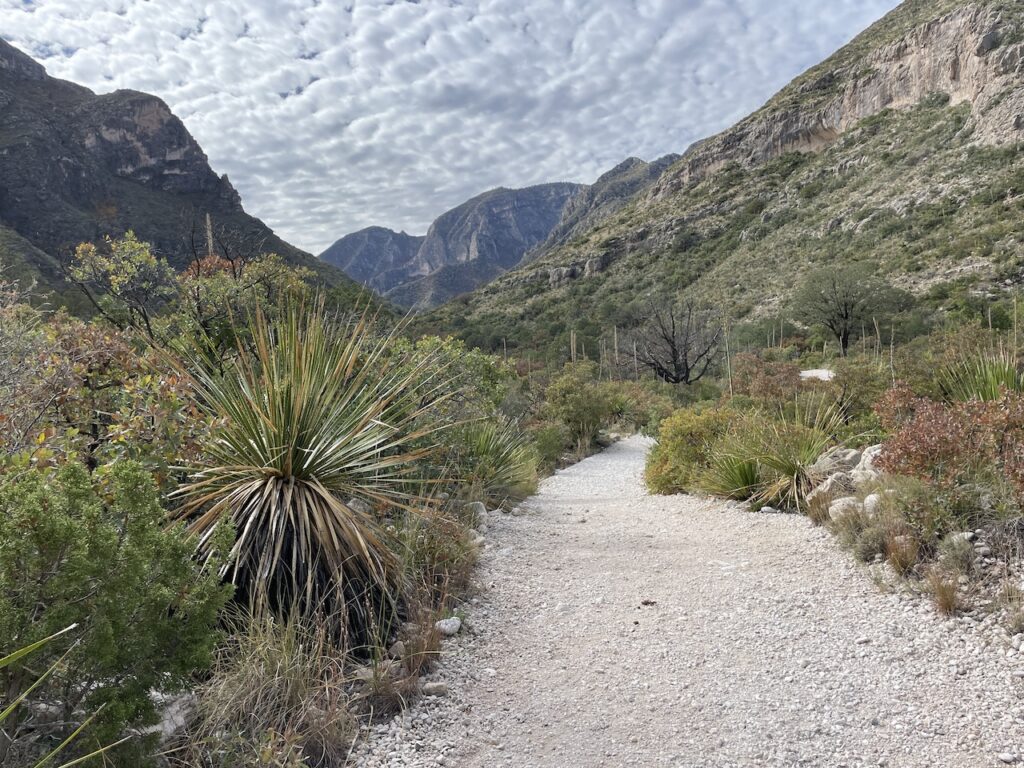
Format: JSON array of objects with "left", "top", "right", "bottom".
[{"left": 353, "top": 435, "right": 1024, "bottom": 767}]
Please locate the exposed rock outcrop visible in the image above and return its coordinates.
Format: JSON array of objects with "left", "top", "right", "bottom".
[
  {"left": 321, "top": 183, "right": 582, "bottom": 308},
  {"left": 0, "top": 38, "right": 352, "bottom": 299},
  {"left": 652, "top": 4, "right": 1023, "bottom": 199}
]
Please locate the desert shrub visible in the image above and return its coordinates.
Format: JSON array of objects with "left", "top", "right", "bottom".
[
  {"left": 447, "top": 418, "right": 538, "bottom": 507},
  {"left": 646, "top": 405, "right": 731, "bottom": 494},
  {"left": 600, "top": 380, "right": 678, "bottom": 436},
  {"left": 731, "top": 353, "right": 803, "bottom": 402},
  {"left": 853, "top": 523, "right": 890, "bottom": 563},
  {"left": 0, "top": 461, "right": 230, "bottom": 767},
  {"left": 390, "top": 335, "right": 515, "bottom": 424},
  {"left": 543, "top": 361, "right": 614, "bottom": 451},
  {"left": 877, "top": 391, "right": 1024, "bottom": 516},
  {"left": 0, "top": 313, "right": 211, "bottom": 482},
  {"left": 831, "top": 355, "right": 892, "bottom": 437},
  {"left": 174, "top": 614, "right": 355, "bottom": 768},
  {"left": 397, "top": 506, "right": 478, "bottom": 607},
  {"left": 528, "top": 420, "right": 572, "bottom": 474}
]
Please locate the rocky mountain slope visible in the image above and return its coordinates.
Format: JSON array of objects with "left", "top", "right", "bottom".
[
  {"left": 0, "top": 38, "right": 356, "bottom": 307},
  {"left": 322, "top": 183, "right": 582, "bottom": 308},
  {"left": 527, "top": 154, "right": 680, "bottom": 261},
  {"left": 427, "top": 0, "right": 1024, "bottom": 353}
]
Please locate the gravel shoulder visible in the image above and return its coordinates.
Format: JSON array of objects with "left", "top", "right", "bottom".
[{"left": 352, "top": 435, "right": 1024, "bottom": 767}]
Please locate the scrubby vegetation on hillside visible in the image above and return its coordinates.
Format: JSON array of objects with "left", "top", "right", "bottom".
[
  {"left": 645, "top": 296, "right": 1024, "bottom": 630},
  {"left": 0, "top": 232, "right": 686, "bottom": 766},
  {"left": 425, "top": 92, "right": 1024, "bottom": 366}
]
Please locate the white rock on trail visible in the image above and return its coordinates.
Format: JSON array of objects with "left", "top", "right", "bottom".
[
  {"left": 434, "top": 617, "right": 462, "bottom": 637},
  {"left": 350, "top": 436, "right": 1024, "bottom": 767}
]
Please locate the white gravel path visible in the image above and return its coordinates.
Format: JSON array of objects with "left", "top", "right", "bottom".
[{"left": 352, "top": 435, "right": 1024, "bottom": 767}]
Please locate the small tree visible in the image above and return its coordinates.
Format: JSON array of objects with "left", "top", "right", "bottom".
[
  {"left": 793, "top": 265, "right": 907, "bottom": 356},
  {"left": 631, "top": 300, "right": 721, "bottom": 385}
]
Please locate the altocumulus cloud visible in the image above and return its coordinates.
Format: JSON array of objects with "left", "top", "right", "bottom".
[{"left": 1, "top": 0, "right": 899, "bottom": 253}]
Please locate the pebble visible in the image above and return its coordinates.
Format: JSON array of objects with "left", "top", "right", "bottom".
[{"left": 434, "top": 617, "right": 462, "bottom": 637}]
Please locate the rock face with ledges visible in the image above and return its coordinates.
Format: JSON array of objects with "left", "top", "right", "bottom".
[
  {"left": 321, "top": 182, "right": 583, "bottom": 308},
  {"left": 425, "top": 0, "right": 1024, "bottom": 352},
  {"left": 528, "top": 154, "right": 680, "bottom": 260},
  {"left": 0, "top": 38, "right": 353, "bottom": 302}
]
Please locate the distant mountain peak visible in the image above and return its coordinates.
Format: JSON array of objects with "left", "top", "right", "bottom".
[{"left": 321, "top": 182, "right": 584, "bottom": 307}]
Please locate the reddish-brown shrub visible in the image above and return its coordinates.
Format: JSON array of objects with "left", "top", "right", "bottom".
[
  {"left": 731, "top": 353, "right": 802, "bottom": 402},
  {"left": 877, "top": 391, "right": 1024, "bottom": 502}
]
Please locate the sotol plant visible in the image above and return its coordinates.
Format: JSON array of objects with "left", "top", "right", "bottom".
[
  {"left": 939, "top": 348, "right": 1024, "bottom": 402},
  {"left": 175, "top": 303, "right": 453, "bottom": 642}
]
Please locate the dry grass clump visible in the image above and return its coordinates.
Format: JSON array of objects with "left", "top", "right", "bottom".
[
  {"left": 937, "top": 534, "right": 976, "bottom": 575},
  {"left": 885, "top": 531, "right": 921, "bottom": 577},
  {"left": 399, "top": 602, "right": 444, "bottom": 679},
  {"left": 353, "top": 658, "right": 421, "bottom": 719},
  {"left": 173, "top": 613, "right": 355, "bottom": 768},
  {"left": 999, "top": 583, "right": 1024, "bottom": 634},
  {"left": 398, "top": 505, "right": 479, "bottom": 607},
  {"left": 806, "top": 491, "right": 832, "bottom": 527},
  {"left": 925, "top": 566, "right": 961, "bottom": 615}
]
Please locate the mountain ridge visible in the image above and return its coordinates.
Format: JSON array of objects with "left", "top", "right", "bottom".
[
  {"left": 0, "top": 38, "right": 358, "bottom": 306},
  {"left": 424, "top": 0, "right": 1024, "bottom": 353},
  {"left": 321, "top": 182, "right": 583, "bottom": 308}
]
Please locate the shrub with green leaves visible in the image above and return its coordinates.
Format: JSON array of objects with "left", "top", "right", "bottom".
[
  {"left": 646, "top": 406, "right": 730, "bottom": 494},
  {"left": 528, "top": 420, "right": 572, "bottom": 474},
  {"left": 0, "top": 461, "right": 230, "bottom": 767},
  {"left": 542, "top": 361, "right": 614, "bottom": 452}
]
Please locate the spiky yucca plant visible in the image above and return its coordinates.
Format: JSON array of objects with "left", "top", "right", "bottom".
[
  {"left": 940, "top": 349, "right": 1023, "bottom": 402},
  {"left": 756, "top": 396, "right": 846, "bottom": 512},
  {"left": 453, "top": 418, "right": 538, "bottom": 507},
  {"left": 174, "top": 303, "right": 451, "bottom": 641}
]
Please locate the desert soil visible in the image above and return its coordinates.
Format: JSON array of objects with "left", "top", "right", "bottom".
[{"left": 352, "top": 435, "right": 1024, "bottom": 767}]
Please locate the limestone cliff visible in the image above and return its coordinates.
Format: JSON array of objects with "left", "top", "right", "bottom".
[
  {"left": 425, "top": 0, "right": 1024, "bottom": 353},
  {"left": 0, "top": 38, "right": 352, "bottom": 303}
]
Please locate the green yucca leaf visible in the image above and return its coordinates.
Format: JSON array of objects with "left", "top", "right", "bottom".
[{"left": 453, "top": 418, "right": 538, "bottom": 507}]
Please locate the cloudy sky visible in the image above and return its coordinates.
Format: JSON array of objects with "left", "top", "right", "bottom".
[{"left": 1, "top": 0, "right": 899, "bottom": 254}]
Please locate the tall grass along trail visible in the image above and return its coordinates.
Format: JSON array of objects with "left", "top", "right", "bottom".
[{"left": 353, "top": 436, "right": 1024, "bottom": 767}]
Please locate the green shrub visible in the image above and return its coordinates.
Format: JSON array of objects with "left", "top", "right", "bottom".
[
  {"left": 543, "top": 362, "right": 614, "bottom": 451},
  {"left": 599, "top": 380, "right": 678, "bottom": 436},
  {"left": 529, "top": 420, "right": 572, "bottom": 474},
  {"left": 0, "top": 461, "right": 230, "bottom": 766},
  {"left": 646, "top": 406, "right": 730, "bottom": 494}
]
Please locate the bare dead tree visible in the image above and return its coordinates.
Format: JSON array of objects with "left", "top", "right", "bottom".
[{"left": 630, "top": 300, "right": 722, "bottom": 385}]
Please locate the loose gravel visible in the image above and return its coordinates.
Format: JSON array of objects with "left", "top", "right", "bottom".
[{"left": 351, "top": 435, "right": 1024, "bottom": 767}]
